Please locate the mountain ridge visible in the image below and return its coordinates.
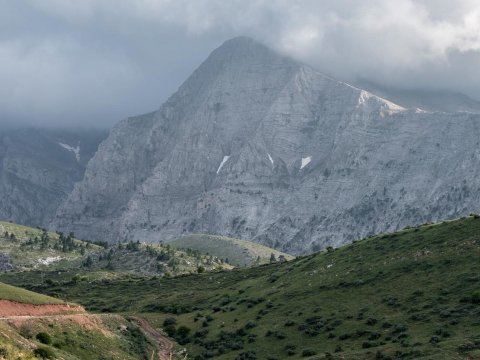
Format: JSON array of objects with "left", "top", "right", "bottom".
[{"left": 53, "top": 36, "right": 480, "bottom": 254}]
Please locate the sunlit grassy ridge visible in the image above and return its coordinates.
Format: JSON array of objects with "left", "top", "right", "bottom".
[
  {"left": 0, "top": 282, "right": 64, "bottom": 305},
  {"left": 0, "top": 220, "right": 103, "bottom": 271},
  {"left": 170, "top": 234, "right": 294, "bottom": 266}
]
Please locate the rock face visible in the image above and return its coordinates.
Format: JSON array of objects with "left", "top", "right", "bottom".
[
  {"left": 53, "top": 37, "right": 480, "bottom": 254},
  {"left": 0, "top": 253, "right": 13, "bottom": 272},
  {"left": 0, "top": 128, "right": 107, "bottom": 226}
]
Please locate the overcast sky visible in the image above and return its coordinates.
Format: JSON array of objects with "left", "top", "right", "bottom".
[{"left": 1, "top": 0, "right": 480, "bottom": 128}]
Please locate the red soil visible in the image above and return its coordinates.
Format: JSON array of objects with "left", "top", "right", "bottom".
[{"left": 0, "top": 300, "right": 84, "bottom": 317}]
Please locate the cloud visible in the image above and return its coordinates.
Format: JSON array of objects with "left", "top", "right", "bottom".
[{"left": 1, "top": 0, "right": 480, "bottom": 127}]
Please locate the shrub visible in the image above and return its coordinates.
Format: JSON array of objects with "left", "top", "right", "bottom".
[
  {"left": 245, "top": 321, "right": 257, "bottom": 329},
  {"left": 430, "top": 336, "right": 441, "bottom": 344},
  {"left": 176, "top": 326, "right": 191, "bottom": 338},
  {"left": 36, "top": 332, "right": 52, "bottom": 345},
  {"left": 33, "top": 347, "right": 55, "bottom": 359},
  {"left": 471, "top": 292, "right": 480, "bottom": 304},
  {"left": 302, "top": 348, "right": 317, "bottom": 356},
  {"left": 236, "top": 351, "right": 256, "bottom": 360},
  {"left": 164, "top": 325, "right": 176, "bottom": 337},
  {"left": 163, "top": 317, "right": 177, "bottom": 326},
  {"left": 284, "top": 344, "right": 297, "bottom": 356}
]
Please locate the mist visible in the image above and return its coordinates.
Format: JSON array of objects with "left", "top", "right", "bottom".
[{"left": 1, "top": 0, "right": 479, "bottom": 128}]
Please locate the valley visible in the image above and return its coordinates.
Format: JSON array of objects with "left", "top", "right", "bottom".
[
  {"left": 1, "top": 15, "right": 479, "bottom": 360},
  {"left": 1, "top": 216, "right": 479, "bottom": 359}
]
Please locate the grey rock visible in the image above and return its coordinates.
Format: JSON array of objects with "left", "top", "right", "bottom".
[
  {"left": 53, "top": 37, "right": 480, "bottom": 254},
  {"left": 0, "top": 127, "right": 107, "bottom": 226},
  {"left": 357, "top": 79, "right": 480, "bottom": 113},
  {"left": 0, "top": 252, "right": 13, "bottom": 272}
]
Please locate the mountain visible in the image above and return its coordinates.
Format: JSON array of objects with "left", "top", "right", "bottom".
[
  {"left": 53, "top": 36, "right": 480, "bottom": 254},
  {"left": 0, "top": 127, "right": 107, "bottom": 226},
  {"left": 21, "top": 216, "right": 480, "bottom": 359},
  {"left": 358, "top": 80, "right": 480, "bottom": 113}
]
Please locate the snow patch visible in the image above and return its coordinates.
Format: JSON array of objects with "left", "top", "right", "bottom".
[
  {"left": 37, "top": 256, "right": 62, "bottom": 266},
  {"left": 267, "top": 153, "right": 274, "bottom": 165},
  {"left": 216, "top": 155, "right": 230, "bottom": 174},
  {"left": 358, "top": 90, "right": 405, "bottom": 112},
  {"left": 58, "top": 142, "right": 81, "bottom": 162},
  {"left": 301, "top": 156, "right": 312, "bottom": 169}
]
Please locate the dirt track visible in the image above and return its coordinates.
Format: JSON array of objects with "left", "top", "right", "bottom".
[
  {"left": 0, "top": 300, "right": 84, "bottom": 317},
  {"left": 129, "top": 316, "right": 177, "bottom": 360},
  {"left": 0, "top": 307, "right": 177, "bottom": 360}
]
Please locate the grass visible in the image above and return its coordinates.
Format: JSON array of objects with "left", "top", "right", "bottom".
[
  {"left": 170, "top": 234, "right": 294, "bottom": 267},
  {"left": 3, "top": 216, "right": 480, "bottom": 358},
  {"left": 0, "top": 282, "right": 64, "bottom": 305},
  {"left": 0, "top": 220, "right": 103, "bottom": 271},
  {"left": 0, "top": 313, "right": 156, "bottom": 359}
]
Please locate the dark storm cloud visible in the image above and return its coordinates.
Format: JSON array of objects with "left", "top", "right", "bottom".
[{"left": 1, "top": 0, "right": 479, "bottom": 127}]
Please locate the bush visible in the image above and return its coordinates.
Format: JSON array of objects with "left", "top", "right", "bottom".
[
  {"left": 245, "top": 321, "right": 257, "bottom": 329},
  {"left": 236, "top": 351, "right": 256, "bottom": 360},
  {"left": 36, "top": 332, "right": 52, "bottom": 345},
  {"left": 163, "top": 317, "right": 177, "bottom": 326},
  {"left": 164, "top": 325, "right": 176, "bottom": 337},
  {"left": 33, "top": 347, "right": 55, "bottom": 359},
  {"left": 302, "top": 349, "right": 317, "bottom": 356},
  {"left": 471, "top": 292, "right": 480, "bottom": 304},
  {"left": 176, "top": 325, "right": 191, "bottom": 338}
]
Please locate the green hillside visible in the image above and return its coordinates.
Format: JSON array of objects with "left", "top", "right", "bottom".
[
  {"left": 0, "top": 282, "right": 63, "bottom": 305},
  {"left": 0, "top": 220, "right": 103, "bottom": 271},
  {"left": 0, "top": 221, "right": 232, "bottom": 278},
  {"left": 81, "top": 241, "right": 233, "bottom": 277},
  {"left": 12, "top": 216, "right": 480, "bottom": 359},
  {"left": 170, "top": 234, "right": 294, "bottom": 267}
]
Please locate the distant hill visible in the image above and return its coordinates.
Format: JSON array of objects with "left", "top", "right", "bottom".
[
  {"left": 0, "top": 220, "right": 233, "bottom": 278},
  {"left": 0, "top": 220, "right": 103, "bottom": 271},
  {"left": 170, "top": 234, "right": 294, "bottom": 267},
  {"left": 81, "top": 241, "right": 233, "bottom": 277},
  {"left": 33, "top": 215, "right": 480, "bottom": 359}
]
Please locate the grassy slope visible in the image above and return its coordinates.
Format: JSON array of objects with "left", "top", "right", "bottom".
[
  {"left": 0, "top": 220, "right": 231, "bottom": 277},
  {"left": 0, "top": 282, "right": 156, "bottom": 359},
  {"left": 0, "top": 220, "right": 103, "bottom": 271},
  {"left": 170, "top": 234, "right": 294, "bottom": 267},
  {"left": 0, "top": 314, "right": 156, "bottom": 360},
  {"left": 83, "top": 242, "right": 233, "bottom": 276},
  {"left": 0, "top": 282, "right": 64, "bottom": 305},
  {"left": 3, "top": 217, "right": 480, "bottom": 359}
]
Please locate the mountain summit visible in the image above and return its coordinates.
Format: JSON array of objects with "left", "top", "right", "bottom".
[{"left": 54, "top": 37, "right": 480, "bottom": 254}]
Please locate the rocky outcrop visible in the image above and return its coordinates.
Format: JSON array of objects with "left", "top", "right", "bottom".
[
  {"left": 0, "top": 128, "right": 107, "bottom": 226},
  {"left": 53, "top": 37, "right": 480, "bottom": 254},
  {"left": 0, "top": 253, "right": 13, "bottom": 272}
]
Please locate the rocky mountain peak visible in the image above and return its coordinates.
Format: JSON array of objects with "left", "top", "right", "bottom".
[{"left": 53, "top": 38, "right": 480, "bottom": 254}]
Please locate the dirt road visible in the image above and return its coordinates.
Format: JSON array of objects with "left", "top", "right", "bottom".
[
  {"left": 129, "top": 316, "right": 177, "bottom": 360},
  {"left": 0, "top": 313, "right": 178, "bottom": 360}
]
